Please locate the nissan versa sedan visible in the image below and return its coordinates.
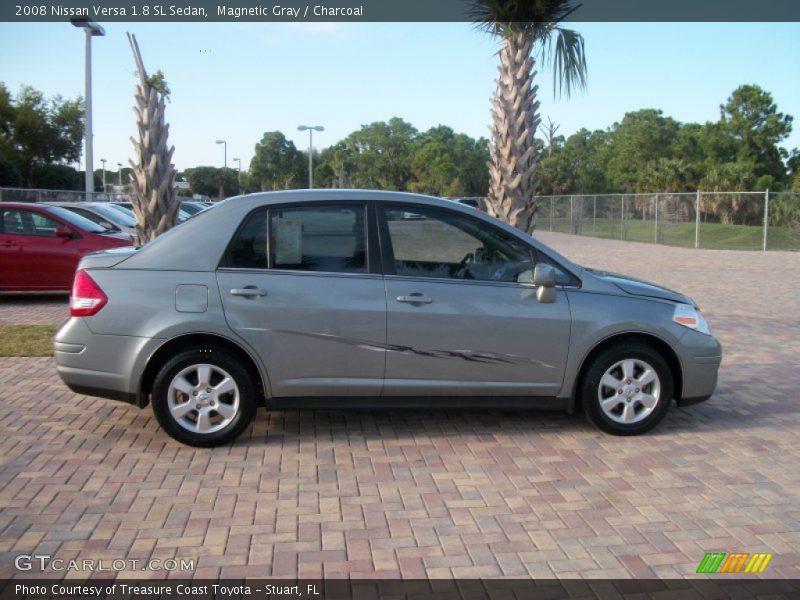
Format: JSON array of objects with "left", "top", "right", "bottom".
[{"left": 53, "top": 190, "right": 721, "bottom": 446}]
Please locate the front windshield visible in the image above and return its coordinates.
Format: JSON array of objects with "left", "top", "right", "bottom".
[
  {"left": 107, "top": 203, "right": 135, "bottom": 217},
  {"left": 180, "top": 202, "right": 203, "bottom": 215},
  {"left": 90, "top": 204, "right": 136, "bottom": 227},
  {"left": 47, "top": 205, "right": 109, "bottom": 234}
]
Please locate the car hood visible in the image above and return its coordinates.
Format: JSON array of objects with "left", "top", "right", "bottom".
[{"left": 585, "top": 268, "right": 694, "bottom": 306}]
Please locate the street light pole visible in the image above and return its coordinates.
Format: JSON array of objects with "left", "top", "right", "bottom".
[
  {"left": 71, "top": 18, "right": 105, "bottom": 198},
  {"left": 297, "top": 125, "right": 324, "bottom": 189},
  {"left": 117, "top": 162, "right": 123, "bottom": 187},
  {"left": 233, "top": 157, "right": 242, "bottom": 194},
  {"left": 216, "top": 140, "right": 227, "bottom": 169},
  {"left": 215, "top": 140, "right": 227, "bottom": 199},
  {"left": 100, "top": 158, "right": 107, "bottom": 193}
]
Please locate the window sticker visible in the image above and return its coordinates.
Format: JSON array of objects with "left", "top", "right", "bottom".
[{"left": 274, "top": 218, "right": 302, "bottom": 265}]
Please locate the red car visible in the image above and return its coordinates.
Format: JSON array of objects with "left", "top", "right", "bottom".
[{"left": 0, "top": 202, "right": 132, "bottom": 291}]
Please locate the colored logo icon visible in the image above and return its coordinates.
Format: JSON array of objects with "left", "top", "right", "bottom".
[{"left": 697, "top": 552, "right": 773, "bottom": 574}]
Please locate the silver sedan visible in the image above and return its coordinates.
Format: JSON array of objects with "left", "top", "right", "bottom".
[{"left": 54, "top": 190, "right": 721, "bottom": 446}]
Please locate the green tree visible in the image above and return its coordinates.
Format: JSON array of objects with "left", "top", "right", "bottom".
[
  {"left": 34, "top": 164, "right": 83, "bottom": 190},
  {"left": 408, "top": 126, "right": 490, "bottom": 197},
  {"left": 605, "top": 109, "right": 680, "bottom": 192},
  {"left": 538, "top": 128, "right": 609, "bottom": 194},
  {"left": 638, "top": 158, "right": 692, "bottom": 193},
  {"left": 315, "top": 141, "right": 355, "bottom": 188},
  {"left": 184, "top": 166, "right": 238, "bottom": 198},
  {"left": 471, "top": 0, "right": 587, "bottom": 232},
  {"left": 343, "top": 117, "right": 418, "bottom": 190},
  {"left": 788, "top": 149, "right": 800, "bottom": 190},
  {"left": 249, "top": 131, "right": 305, "bottom": 190},
  {"left": 700, "top": 162, "right": 758, "bottom": 224},
  {"left": 0, "top": 83, "right": 84, "bottom": 187},
  {"left": 719, "top": 84, "right": 793, "bottom": 187}
]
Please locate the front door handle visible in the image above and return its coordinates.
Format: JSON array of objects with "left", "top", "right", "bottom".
[
  {"left": 1, "top": 241, "right": 15, "bottom": 248},
  {"left": 396, "top": 293, "right": 433, "bottom": 305},
  {"left": 230, "top": 287, "right": 267, "bottom": 298}
]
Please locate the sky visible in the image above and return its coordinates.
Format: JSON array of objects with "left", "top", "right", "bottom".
[{"left": 0, "top": 21, "right": 798, "bottom": 174}]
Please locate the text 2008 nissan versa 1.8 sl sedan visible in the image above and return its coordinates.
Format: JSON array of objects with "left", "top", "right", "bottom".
[{"left": 54, "top": 191, "right": 722, "bottom": 446}]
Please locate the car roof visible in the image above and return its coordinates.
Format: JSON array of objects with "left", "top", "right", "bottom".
[
  {"left": 216, "top": 189, "right": 458, "bottom": 211},
  {"left": 0, "top": 202, "right": 51, "bottom": 209},
  {"left": 45, "top": 202, "right": 106, "bottom": 208}
]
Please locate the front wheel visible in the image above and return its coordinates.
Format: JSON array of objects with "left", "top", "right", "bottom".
[
  {"left": 152, "top": 348, "right": 256, "bottom": 447},
  {"left": 582, "top": 343, "right": 673, "bottom": 436}
]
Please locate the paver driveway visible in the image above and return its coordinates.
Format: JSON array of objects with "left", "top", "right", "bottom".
[{"left": 0, "top": 232, "right": 798, "bottom": 579}]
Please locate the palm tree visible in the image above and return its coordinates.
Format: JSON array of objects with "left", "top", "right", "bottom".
[
  {"left": 126, "top": 33, "right": 180, "bottom": 245},
  {"left": 471, "top": 0, "right": 587, "bottom": 232}
]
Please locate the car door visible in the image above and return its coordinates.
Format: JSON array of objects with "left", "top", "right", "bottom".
[
  {"left": 379, "top": 204, "right": 572, "bottom": 397},
  {"left": 0, "top": 207, "right": 29, "bottom": 289},
  {"left": 217, "top": 202, "right": 387, "bottom": 398},
  {"left": 0, "top": 207, "right": 79, "bottom": 290}
]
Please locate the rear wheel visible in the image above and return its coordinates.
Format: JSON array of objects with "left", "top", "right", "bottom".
[
  {"left": 582, "top": 343, "right": 673, "bottom": 435},
  {"left": 152, "top": 348, "right": 256, "bottom": 447}
]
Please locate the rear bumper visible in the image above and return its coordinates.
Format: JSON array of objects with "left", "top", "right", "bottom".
[
  {"left": 63, "top": 382, "right": 138, "bottom": 405},
  {"left": 54, "top": 318, "right": 159, "bottom": 408}
]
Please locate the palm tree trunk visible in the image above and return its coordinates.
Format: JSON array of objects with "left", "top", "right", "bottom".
[
  {"left": 486, "top": 32, "right": 540, "bottom": 233},
  {"left": 127, "top": 33, "right": 179, "bottom": 246}
]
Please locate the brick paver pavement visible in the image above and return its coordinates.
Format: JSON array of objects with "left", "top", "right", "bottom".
[
  {"left": 0, "top": 294, "right": 67, "bottom": 326},
  {"left": 0, "top": 233, "right": 798, "bottom": 579}
]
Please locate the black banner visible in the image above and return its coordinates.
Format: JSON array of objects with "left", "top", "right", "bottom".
[
  {"left": 3, "top": 0, "right": 800, "bottom": 22},
  {"left": 3, "top": 579, "right": 800, "bottom": 600}
]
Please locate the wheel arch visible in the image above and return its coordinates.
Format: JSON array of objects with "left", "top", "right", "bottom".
[
  {"left": 138, "top": 332, "right": 268, "bottom": 408},
  {"left": 569, "top": 331, "right": 683, "bottom": 413}
]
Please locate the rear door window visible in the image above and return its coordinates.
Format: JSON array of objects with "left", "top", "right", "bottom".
[{"left": 222, "top": 203, "right": 367, "bottom": 274}]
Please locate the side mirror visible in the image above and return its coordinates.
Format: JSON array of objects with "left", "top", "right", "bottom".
[
  {"left": 55, "top": 225, "right": 74, "bottom": 239},
  {"left": 533, "top": 263, "right": 557, "bottom": 303}
]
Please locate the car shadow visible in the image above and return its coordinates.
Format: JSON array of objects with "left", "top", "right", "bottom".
[
  {"left": 0, "top": 292, "right": 68, "bottom": 303},
  {"left": 234, "top": 392, "right": 798, "bottom": 448}
]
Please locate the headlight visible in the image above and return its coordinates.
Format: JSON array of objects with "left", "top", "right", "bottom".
[{"left": 673, "top": 303, "right": 711, "bottom": 335}]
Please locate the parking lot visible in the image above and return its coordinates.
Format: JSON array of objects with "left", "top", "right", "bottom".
[{"left": 1, "top": 231, "right": 798, "bottom": 579}]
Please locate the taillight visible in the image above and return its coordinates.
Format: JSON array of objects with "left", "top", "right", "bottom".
[{"left": 70, "top": 270, "right": 108, "bottom": 317}]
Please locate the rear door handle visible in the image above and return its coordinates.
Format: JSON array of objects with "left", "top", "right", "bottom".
[
  {"left": 1, "top": 241, "right": 16, "bottom": 248},
  {"left": 396, "top": 293, "right": 433, "bottom": 304},
  {"left": 230, "top": 287, "right": 267, "bottom": 297}
]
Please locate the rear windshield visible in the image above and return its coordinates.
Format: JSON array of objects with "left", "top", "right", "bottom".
[{"left": 47, "top": 206, "right": 109, "bottom": 233}]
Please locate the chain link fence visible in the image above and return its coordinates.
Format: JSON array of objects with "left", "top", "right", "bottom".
[
  {"left": 550, "top": 192, "right": 800, "bottom": 251},
  {"left": 0, "top": 187, "right": 134, "bottom": 204},
  {"left": 460, "top": 191, "right": 800, "bottom": 251}
]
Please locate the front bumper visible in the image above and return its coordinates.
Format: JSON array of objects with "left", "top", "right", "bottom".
[
  {"left": 54, "top": 318, "right": 160, "bottom": 407},
  {"left": 677, "top": 330, "right": 722, "bottom": 407}
]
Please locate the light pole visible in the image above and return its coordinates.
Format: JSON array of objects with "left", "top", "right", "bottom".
[
  {"left": 215, "top": 140, "right": 227, "bottom": 199},
  {"left": 215, "top": 140, "right": 227, "bottom": 169},
  {"left": 233, "top": 157, "right": 242, "bottom": 194},
  {"left": 100, "top": 158, "right": 107, "bottom": 193},
  {"left": 71, "top": 18, "right": 105, "bottom": 198},
  {"left": 297, "top": 125, "right": 324, "bottom": 189},
  {"left": 116, "top": 162, "right": 123, "bottom": 188}
]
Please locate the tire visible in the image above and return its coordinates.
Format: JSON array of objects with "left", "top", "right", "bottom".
[
  {"left": 582, "top": 343, "right": 673, "bottom": 436},
  {"left": 151, "top": 347, "right": 257, "bottom": 447}
]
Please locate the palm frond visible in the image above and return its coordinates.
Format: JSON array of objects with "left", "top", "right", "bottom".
[
  {"left": 467, "top": 0, "right": 580, "bottom": 39},
  {"left": 540, "top": 27, "right": 587, "bottom": 99}
]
